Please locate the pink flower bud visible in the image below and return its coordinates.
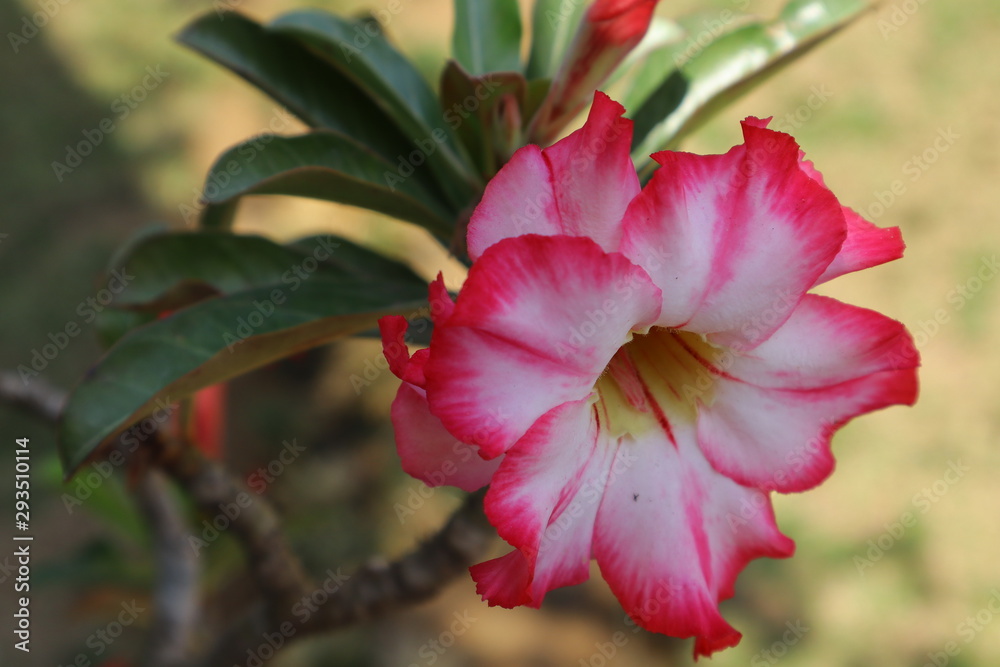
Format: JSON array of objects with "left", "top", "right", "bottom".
[{"left": 529, "top": 0, "right": 659, "bottom": 144}]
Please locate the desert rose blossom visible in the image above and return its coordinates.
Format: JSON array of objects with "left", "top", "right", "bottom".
[
  {"left": 382, "top": 92, "right": 918, "bottom": 657},
  {"left": 529, "top": 0, "right": 660, "bottom": 145}
]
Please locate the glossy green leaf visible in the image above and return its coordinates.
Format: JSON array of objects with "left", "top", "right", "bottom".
[
  {"left": 267, "top": 11, "right": 480, "bottom": 210},
  {"left": 631, "top": 0, "right": 869, "bottom": 177},
  {"left": 526, "top": 0, "right": 587, "bottom": 80},
  {"left": 107, "top": 231, "right": 420, "bottom": 312},
  {"left": 198, "top": 131, "right": 455, "bottom": 237},
  {"left": 58, "top": 241, "right": 428, "bottom": 475},
  {"left": 94, "top": 309, "right": 156, "bottom": 349},
  {"left": 452, "top": 0, "right": 523, "bottom": 75},
  {"left": 177, "top": 11, "right": 414, "bottom": 164},
  {"left": 629, "top": 70, "right": 689, "bottom": 153}
]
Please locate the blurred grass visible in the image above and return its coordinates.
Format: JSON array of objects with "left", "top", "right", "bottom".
[{"left": 1, "top": 0, "right": 999, "bottom": 665}]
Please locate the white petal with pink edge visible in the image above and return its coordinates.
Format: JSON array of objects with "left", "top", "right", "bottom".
[
  {"left": 620, "top": 121, "right": 846, "bottom": 346},
  {"left": 467, "top": 145, "right": 560, "bottom": 261},
  {"left": 468, "top": 93, "right": 638, "bottom": 259},
  {"left": 592, "top": 419, "right": 794, "bottom": 659},
  {"left": 477, "top": 399, "right": 618, "bottom": 606},
  {"left": 691, "top": 294, "right": 918, "bottom": 492},
  {"left": 696, "top": 369, "right": 918, "bottom": 493},
  {"left": 727, "top": 294, "right": 919, "bottom": 389},
  {"left": 425, "top": 235, "right": 661, "bottom": 457},
  {"left": 540, "top": 93, "right": 639, "bottom": 251}
]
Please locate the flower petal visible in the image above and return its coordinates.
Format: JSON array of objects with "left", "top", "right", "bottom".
[
  {"left": 426, "top": 234, "right": 661, "bottom": 457},
  {"left": 478, "top": 399, "right": 618, "bottom": 606},
  {"left": 381, "top": 314, "right": 500, "bottom": 491},
  {"left": 470, "top": 550, "right": 533, "bottom": 608},
  {"left": 620, "top": 120, "right": 846, "bottom": 346},
  {"left": 468, "top": 93, "right": 638, "bottom": 259},
  {"left": 391, "top": 383, "right": 500, "bottom": 492},
  {"left": 814, "top": 207, "right": 905, "bottom": 285},
  {"left": 695, "top": 298, "right": 919, "bottom": 492},
  {"left": 467, "top": 144, "right": 560, "bottom": 261},
  {"left": 379, "top": 315, "right": 424, "bottom": 386},
  {"left": 539, "top": 92, "right": 639, "bottom": 251},
  {"left": 794, "top": 153, "right": 905, "bottom": 284},
  {"left": 592, "top": 420, "right": 794, "bottom": 659},
  {"left": 727, "top": 294, "right": 919, "bottom": 389}
]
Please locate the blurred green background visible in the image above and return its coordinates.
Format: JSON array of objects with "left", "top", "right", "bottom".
[{"left": 1, "top": 0, "right": 999, "bottom": 665}]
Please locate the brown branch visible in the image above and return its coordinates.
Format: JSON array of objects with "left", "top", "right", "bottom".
[
  {"left": 134, "top": 468, "right": 200, "bottom": 667},
  {"left": 157, "top": 445, "right": 314, "bottom": 629},
  {"left": 298, "top": 488, "right": 493, "bottom": 636},
  {"left": 0, "top": 368, "right": 497, "bottom": 657},
  {"left": 0, "top": 370, "right": 66, "bottom": 422},
  {"left": 159, "top": 441, "right": 496, "bottom": 649}
]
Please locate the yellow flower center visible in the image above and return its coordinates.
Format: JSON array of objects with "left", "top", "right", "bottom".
[{"left": 592, "top": 327, "right": 732, "bottom": 441}]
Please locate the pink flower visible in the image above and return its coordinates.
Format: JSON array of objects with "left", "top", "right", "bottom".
[
  {"left": 381, "top": 92, "right": 918, "bottom": 657},
  {"left": 379, "top": 288, "right": 502, "bottom": 493},
  {"left": 529, "top": 0, "right": 660, "bottom": 145}
]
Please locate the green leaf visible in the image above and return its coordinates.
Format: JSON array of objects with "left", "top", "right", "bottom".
[
  {"left": 452, "top": 0, "right": 523, "bottom": 75},
  {"left": 177, "top": 11, "right": 415, "bottom": 165},
  {"left": 526, "top": 0, "right": 587, "bottom": 80},
  {"left": 108, "top": 231, "right": 421, "bottom": 312},
  {"left": 58, "top": 237, "right": 428, "bottom": 475},
  {"left": 629, "top": 70, "right": 689, "bottom": 152},
  {"left": 267, "top": 11, "right": 480, "bottom": 210},
  {"left": 94, "top": 309, "right": 156, "bottom": 349},
  {"left": 617, "top": 13, "right": 752, "bottom": 111},
  {"left": 440, "top": 62, "right": 527, "bottom": 178},
  {"left": 631, "top": 0, "right": 869, "bottom": 176},
  {"left": 197, "top": 131, "right": 455, "bottom": 236}
]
